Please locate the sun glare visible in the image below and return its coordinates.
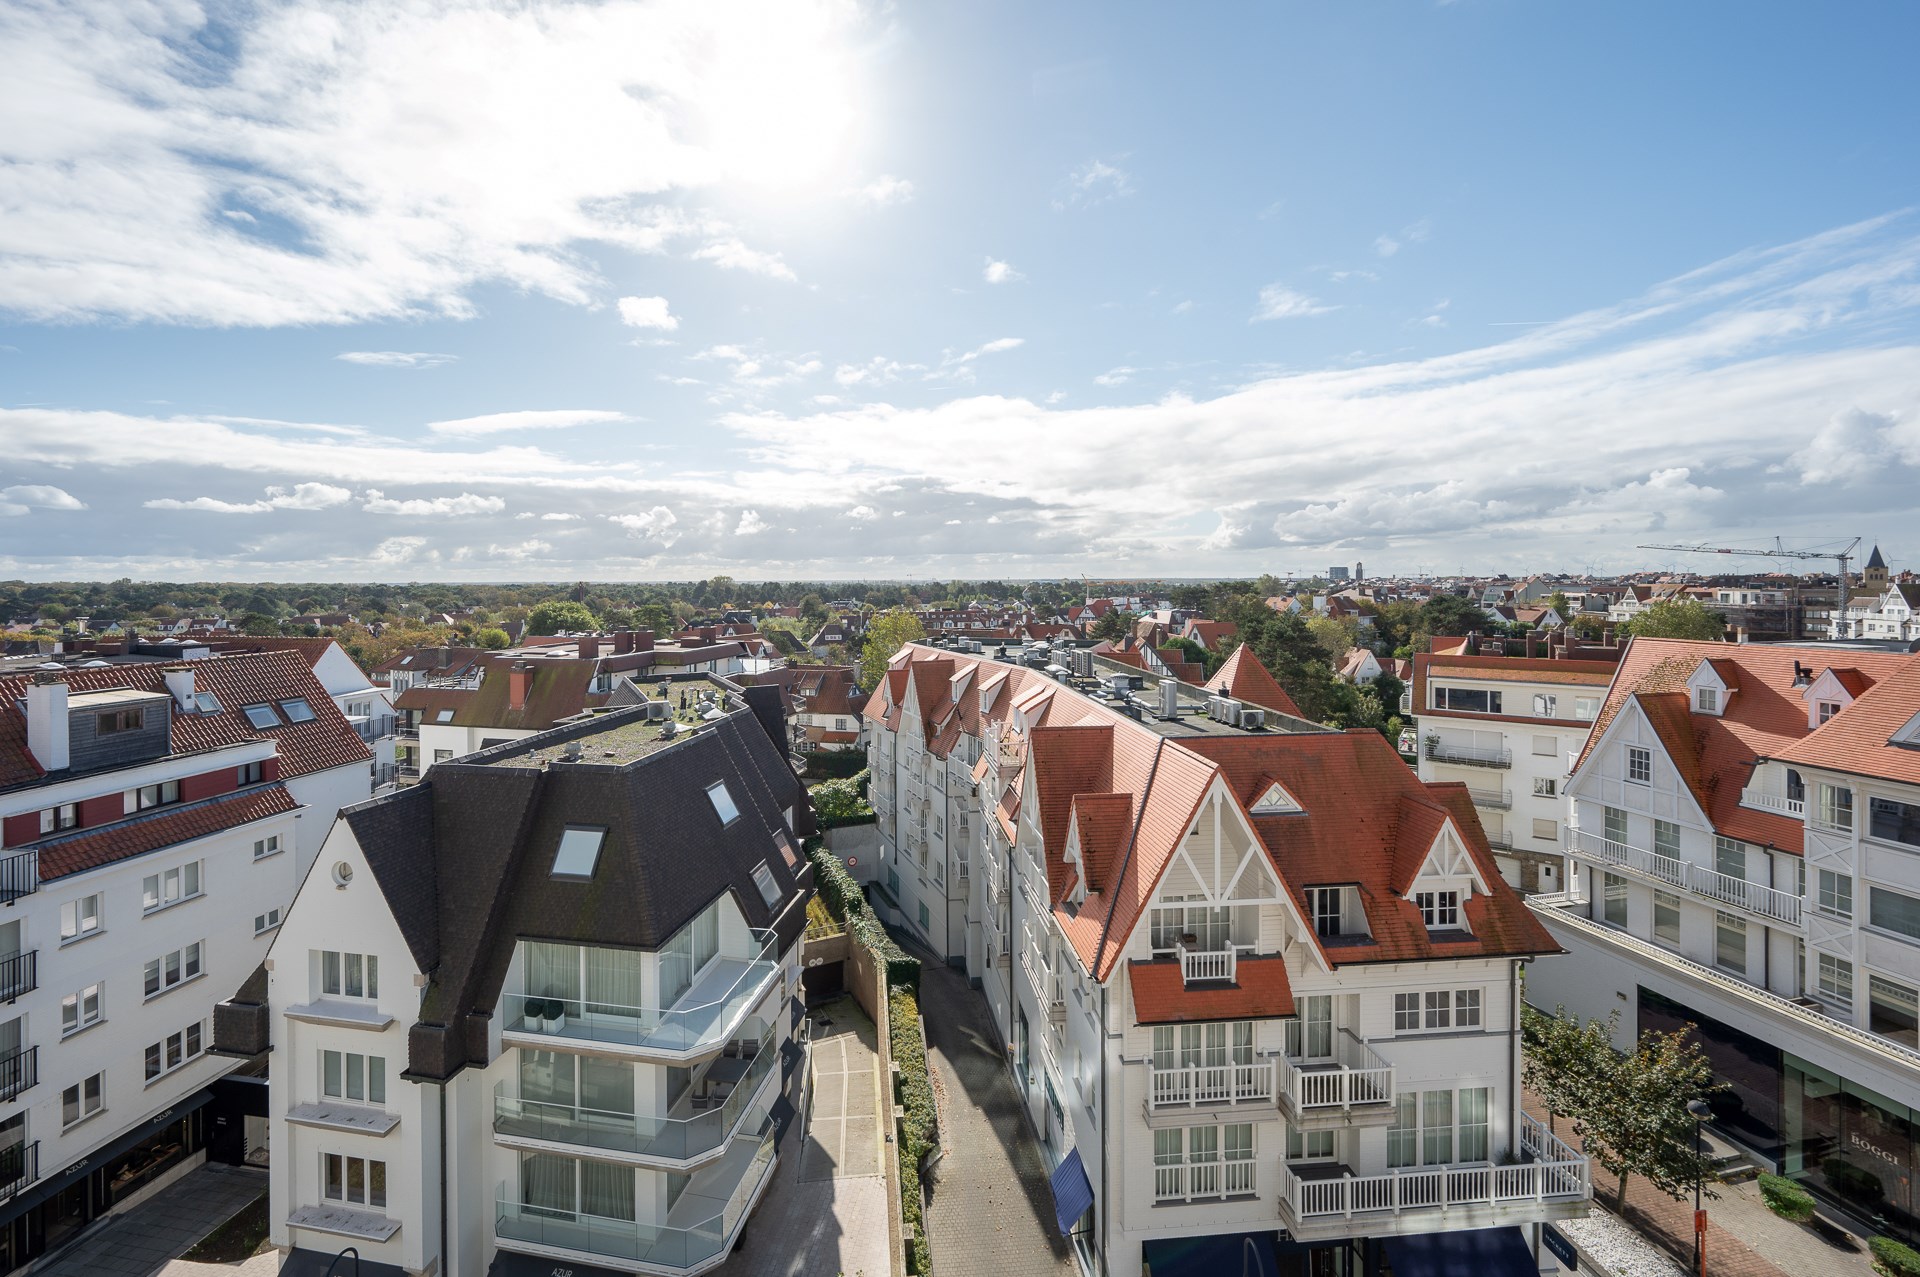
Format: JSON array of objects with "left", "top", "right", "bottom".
[{"left": 699, "top": 8, "right": 862, "bottom": 192}]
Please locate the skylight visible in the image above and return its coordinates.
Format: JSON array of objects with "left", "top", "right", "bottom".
[
  {"left": 551, "top": 826, "right": 605, "bottom": 878},
  {"left": 707, "top": 781, "right": 741, "bottom": 825},
  {"left": 278, "top": 698, "right": 316, "bottom": 723},
  {"left": 399, "top": 656, "right": 413, "bottom": 666},
  {"left": 193, "top": 692, "right": 222, "bottom": 715},
  {"left": 242, "top": 703, "right": 280, "bottom": 729},
  {"left": 435, "top": 708, "right": 455, "bottom": 723},
  {"left": 752, "top": 863, "right": 781, "bottom": 907}
]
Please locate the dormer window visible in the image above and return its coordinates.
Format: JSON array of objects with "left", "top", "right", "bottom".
[
  {"left": 1250, "top": 783, "right": 1301, "bottom": 815},
  {"left": 1696, "top": 687, "right": 1719, "bottom": 714},
  {"left": 1416, "top": 890, "right": 1461, "bottom": 930},
  {"left": 707, "top": 781, "right": 741, "bottom": 826},
  {"left": 1308, "top": 886, "right": 1364, "bottom": 939},
  {"left": 1817, "top": 700, "right": 1841, "bottom": 725}
]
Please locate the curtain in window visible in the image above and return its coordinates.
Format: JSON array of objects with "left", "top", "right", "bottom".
[
  {"left": 693, "top": 903, "right": 720, "bottom": 972},
  {"left": 1178, "top": 1025, "right": 1205, "bottom": 1069},
  {"left": 580, "top": 1056, "right": 636, "bottom": 1118},
  {"left": 1152, "top": 1027, "right": 1176, "bottom": 1071},
  {"left": 658, "top": 932, "right": 694, "bottom": 1009},
  {"left": 581, "top": 1159, "right": 635, "bottom": 1222},
  {"left": 1387, "top": 1093, "right": 1418, "bottom": 1167},
  {"left": 1458, "top": 1087, "right": 1490, "bottom": 1161},
  {"left": 527, "top": 942, "right": 582, "bottom": 1005},
  {"left": 1303, "top": 996, "right": 1332, "bottom": 1059},
  {"left": 1202, "top": 1023, "right": 1227, "bottom": 1067},
  {"left": 1422, "top": 1091, "right": 1454, "bottom": 1165},
  {"left": 1231, "top": 1022, "right": 1254, "bottom": 1065},
  {"left": 586, "top": 947, "right": 644, "bottom": 1016},
  {"left": 522, "top": 1152, "right": 576, "bottom": 1216}
]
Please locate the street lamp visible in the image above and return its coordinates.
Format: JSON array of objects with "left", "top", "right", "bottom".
[{"left": 1687, "top": 1098, "right": 1713, "bottom": 1277}]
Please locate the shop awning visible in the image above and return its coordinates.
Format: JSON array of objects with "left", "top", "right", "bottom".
[
  {"left": 283, "top": 1248, "right": 411, "bottom": 1277},
  {"left": 0, "top": 1085, "right": 218, "bottom": 1230},
  {"left": 1382, "top": 1226, "right": 1536, "bottom": 1277},
  {"left": 1141, "top": 1231, "right": 1281, "bottom": 1277},
  {"left": 1048, "top": 1147, "right": 1093, "bottom": 1236}
]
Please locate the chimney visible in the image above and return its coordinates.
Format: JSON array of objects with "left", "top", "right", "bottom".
[
  {"left": 578, "top": 636, "right": 600, "bottom": 661},
  {"left": 1602, "top": 621, "right": 1616, "bottom": 646},
  {"left": 632, "top": 630, "right": 655, "bottom": 654},
  {"left": 163, "top": 665, "right": 196, "bottom": 710},
  {"left": 509, "top": 661, "right": 534, "bottom": 711},
  {"left": 613, "top": 631, "right": 633, "bottom": 655},
  {"left": 26, "top": 673, "right": 70, "bottom": 772},
  {"left": 1524, "top": 632, "right": 1541, "bottom": 659}
]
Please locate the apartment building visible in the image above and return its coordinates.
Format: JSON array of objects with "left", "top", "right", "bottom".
[
  {"left": 198, "top": 638, "right": 400, "bottom": 786},
  {"left": 0, "top": 654, "right": 371, "bottom": 1271},
  {"left": 863, "top": 642, "right": 1589, "bottom": 1277},
  {"left": 1412, "top": 639, "right": 1620, "bottom": 893},
  {"left": 213, "top": 691, "right": 812, "bottom": 1277},
  {"left": 1528, "top": 639, "right": 1920, "bottom": 1239}
]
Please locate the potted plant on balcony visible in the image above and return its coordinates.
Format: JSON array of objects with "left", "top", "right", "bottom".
[{"left": 542, "top": 998, "right": 567, "bottom": 1033}]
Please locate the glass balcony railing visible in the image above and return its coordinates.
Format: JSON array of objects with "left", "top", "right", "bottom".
[
  {"left": 493, "top": 1025, "right": 776, "bottom": 1161},
  {"left": 504, "top": 933, "right": 780, "bottom": 1058},
  {"left": 494, "top": 1114, "right": 777, "bottom": 1271}
]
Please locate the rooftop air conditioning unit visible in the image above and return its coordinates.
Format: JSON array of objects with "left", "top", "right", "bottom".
[
  {"left": 1208, "top": 695, "right": 1242, "bottom": 725},
  {"left": 1239, "top": 708, "right": 1266, "bottom": 730}
]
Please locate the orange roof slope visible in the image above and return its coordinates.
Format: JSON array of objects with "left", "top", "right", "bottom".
[
  {"left": 1204, "top": 645, "right": 1305, "bottom": 719},
  {"left": 1129, "top": 956, "right": 1295, "bottom": 1025},
  {"left": 1774, "top": 657, "right": 1920, "bottom": 786}
]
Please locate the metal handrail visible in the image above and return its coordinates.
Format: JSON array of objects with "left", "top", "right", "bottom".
[
  {"left": 1423, "top": 738, "right": 1512, "bottom": 769},
  {"left": 0, "top": 1141, "right": 36, "bottom": 1201},
  {"left": 0, "top": 851, "right": 37, "bottom": 905},
  {"left": 0, "top": 950, "right": 36, "bottom": 1002},
  {"left": 0, "top": 1047, "right": 36, "bottom": 1102},
  {"left": 1565, "top": 828, "right": 1802, "bottom": 926}
]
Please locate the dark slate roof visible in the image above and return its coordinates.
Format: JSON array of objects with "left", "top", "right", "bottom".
[{"left": 341, "top": 705, "right": 813, "bottom": 1081}]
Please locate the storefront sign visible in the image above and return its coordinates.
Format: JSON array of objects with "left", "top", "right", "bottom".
[
  {"left": 1542, "top": 1224, "right": 1578, "bottom": 1270},
  {"left": 1853, "top": 1131, "right": 1907, "bottom": 1169}
]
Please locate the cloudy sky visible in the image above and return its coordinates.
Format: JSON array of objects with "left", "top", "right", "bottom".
[{"left": 2, "top": 0, "right": 1918, "bottom": 582}]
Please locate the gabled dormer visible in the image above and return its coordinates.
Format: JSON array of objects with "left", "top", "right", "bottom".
[
  {"left": 1248, "top": 778, "right": 1303, "bottom": 815},
  {"left": 1404, "top": 816, "right": 1489, "bottom": 936},
  {"left": 1686, "top": 658, "right": 1735, "bottom": 717},
  {"left": 1891, "top": 707, "right": 1920, "bottom": 750},
  {"left": 1803, "top": 667, "right": 1869, "bottom": 730}
]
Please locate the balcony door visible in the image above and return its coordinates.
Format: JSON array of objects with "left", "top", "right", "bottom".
[
  {"left": 520, "top": 1050, "right": 638, "bottom": 1139},
  {"left": 1286, "top": 996, "right": 1333, "bottom": 1061},
  {"left": 521, "top": 1152, "right": 636, "bottom": 1226}
]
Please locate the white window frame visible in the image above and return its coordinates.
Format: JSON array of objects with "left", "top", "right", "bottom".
[
  {"left": 252, "top": 834, "right": 282, "bottom": 860},
  {"left": 61, "top": 982, "right": 104, "bottom": 1036},
  {"left": 142, "top": 862, "right": 202, "bottom": 913},
  {"left": 1415, "top": 890, "right": 1460, "bottom": 930},
  {"left": 59, "top": 893, "right": 103, "bottom": 943},
  {"left": 1627, "top": 746, "right": 1652, "bottom": 785},
  {"left": 62, "top": 1072, "right": 104, "bottom": 1128},
  {"left": 254, "top": 907, "right": 282, "bottom": 935},
  {"left": 144, "top": 1022, "right": 204, "bottom": 1083},
  {"left": 321, "top": 1153, "right": 388, "bottom": 1210},
  {"left": 321, "top": 1049, "right": 387, "bottom": 1105},
  {"left": 320, "top": 950, "right": 380, "bottom": 1001},
  {"left": 144, "top": 941, "right": 204, "bottom": 999}
]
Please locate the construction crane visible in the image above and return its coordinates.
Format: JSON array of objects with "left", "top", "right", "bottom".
[{"left": 1639, "top": 538, "right": 1861, "bottom": 636}]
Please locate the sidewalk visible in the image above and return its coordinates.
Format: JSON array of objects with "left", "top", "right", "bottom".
[{"left": 38, "top": 1162, "right": 265, "bottom": 1277}]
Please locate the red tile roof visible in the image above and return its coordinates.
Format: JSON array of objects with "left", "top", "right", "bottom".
[
  {"left": 1128, "top": 956, "right": 1296, "bottom": 1024},
  {"left": 1205, "top": 645, "right": 1305, "bottom": 718},
  {"left": 36, "top": 784, "right": 298, "bottom": 881},
  {"left": 0, "top": 651, "right": 371, "bottom": 791},
  {"left": 1773, "top": 657, "right": 1920, "bottom": 787}
]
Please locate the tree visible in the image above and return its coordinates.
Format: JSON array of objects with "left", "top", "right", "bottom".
[
  {"left": 1624, "top": 598, "right": 1727, "bottom": 641},
  {"left": 1413, "top": 593, "right": 1488, "bottom": 649},
  {"left": 237, "top": 612, "right": 281, "bottom": 636},
  {"left": 1305, "top": 614, "right": 1361, "bottom": 666},
  {"left": 474, "top": 627, "right": 511, "bottom": 650},
  {"left": 527, "top": 599, "right": 600, "bottom": 636},
  {"left": 1089, "top": 608, "right": 1134, "bottom": 642},
  {"left": 1523, "top": 1005, "right": 1724, "bottom": 1210},
  {"left": 1546, "top": 590, "right": 1572, "bottom": 620},
  {"left": 858, "top": 610, "right": 928, "bottom": 689}
]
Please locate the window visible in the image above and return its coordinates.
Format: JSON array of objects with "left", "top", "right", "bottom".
[
  {"left": 236, "top": 761, "right": 263, "bottom": 785},
  {"left": 550, "top": 827, "right": 605, "bottom": 878},
  {"left": 1817, "top": 953, "right": 1854, "bottom": 1007},
  {"left": 1715, "top": 911, "right": 1747, "bottom": 974},
  {"left": 1818, "top": 784, "right": 1854, "bottom": 831},
  {"left": 144, "top": 941, "right": 203, "bottom": 997},
  {"left": 1870, "top": 797, "right": 1920, "bottom": 848},
  {"left": 1394, "top": 992, "right": 1421, "bottom": 1032},
  {"left": 1416, "top": 891, "right": 1460, "bottom": 930},
  {"left": 59, "top": 893, "right": 102, "bottom": 941},
  {"left": 1533, "top": 695, "right": 1557, "bottom": 719},
  {"left": 97, "top": 708, "right": 144, "bottom": 735},
  {"left": 434, "top": 709, "right": 455, "bottom": 724},
  {"left": 1223, "top": 1122, "right": 1255, "bottom": 1193},
  {"left": 38, "top": 803, "right": 77, "bottom": 834},
  {"left": 61, "top": 983, "right": 103, "bottom": 1035},
  {"left": 1574, "top": 697, "right": 1600, "bottom": 721},
  {"left": 142, "top": 863, "right": 201, "bottom": 911},
  {"left": 1532, "top": 734, "right": 1557, "bottom": 756},
  {"left": 254, "top": 908, "right": 282, "bottom": 935},
  {"left": 706, "top": 781, "right": 740, "bottom": 826},
  {"left": 1655, "top": 820, "right": 1682, "bottom": 861},
  {"left": 1604, "top": 806, "right": 1628, "bottom": 846},
  {"left": 1817, "top": 870, "right": 1853, "bottom": 919},
  {"left": 1697, "top": 687, "right": 1719, "bottom": 713},
  {"left": 1458, "top": 1087, "right": 1491, "bottom": 1162},
  {"left": 1602, "top": 873, "right": 1628, "bottom": 928},
  {"left": 193, "top": 692, "right": 222, "bottom": 715},
  {"left": 1388, "top": 1093, "right": 1419, "bottom": 1167},
  {"left": 1285, "top": 1126, "right": 1335, "bottom": 1161},
  {"left": 1533, "top": 777, "right": 1557, "bottom": 798},
  {"left": 320, "top": 950, "right": 379, "bottom": 1000},
  {"left": 1627, "top": 746, "right": 1652, "bottom": 784},
  {"left": 1423, "top": 1090, "right": 1454, "bottom": 1164},
  {"left": 1871, "top": 976, "right": 1919, "bottom": 1047},
  {"left": 1869, "top": 887, "right": 1920, "bottom": 942},
  {"left": 62, "top": 1072, "right": 104, "bottom": 1127},
  {"left": 134, "top": 779, "right": 181, "bottom": 810},
  {"left": 917, "top": 901, "right": 930, "bottom": 931},
  {"left": 1817, "top": 700, "right": 1842, "bottom": 725},
  {"left": 278, "top": 698, "right": 316, "bottom": 723},
  {"left": 1653, "top": 890, "right": 1681, "bottom": 946},
  {"left": 252, "top": 835, "right": 281, "bottom": 859},
  {"left": 1454, "top": 989, "right": 1482, "bottom": 1027},
  {"left": 322, "top": 1154, "right": 388, "bottom": 1210},
  {"left": 1396, "top": 989, "right": 1479, "bottom": 1032},
  {"left": 1309, "top": 887, "right": 1346, "bottom": 938},
  {"left": 1433, "top": 687, "right": 1502, "bottom": 714},
  {"left": 751, "top": 863, "right": 781, "bottom": 907},
  {"left": 432, "top": 749, "right": 452, "bottom": 764},
  {"left": 242, "top": 704, "right": 281, "bottom": 729},
  {"left": 322, "top": 1050, "right": 386, "bottom": 1105},
  {"left": 143, "top": 1023, "right": 203, "bottom": 1081},
  {"left": 1713, "top": 837, "right": 1743, "bottom": 880},
  {"left": 1533, "top": 818, "right": 1559, "bottom": 841}
]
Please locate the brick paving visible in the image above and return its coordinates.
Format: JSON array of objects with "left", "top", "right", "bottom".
[
  {"left": 40, "top": 1162, "right": 265, "bottom": 1277},
  {"left": 1525, "top": 1093, "right": 1876, "bottom": 1277},
  {"left": 918, "top": 958, "right": 1075, "bottom": 1277}
]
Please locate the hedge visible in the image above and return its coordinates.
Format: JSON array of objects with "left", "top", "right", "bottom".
[
  {"left": 1757, "top": 1172, "right": 1815, "bottom": 1223},
  {"left": 1874, "top": 1236, "right": 1920, "bottom": 1277},
  {"left": 890, "top": 988, "right": 938, "bottom": 1276},
  {"left": 807, "top": 842, "right": 919, "bottom": 993},
  {"left": 810, "top": 768, "right": 875, "bottom": 822}
]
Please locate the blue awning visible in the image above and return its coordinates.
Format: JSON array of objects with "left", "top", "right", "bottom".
[
  {"left": 1382, "top": 1226, "right": 1537, "bottom": 1277},
  {"left": 1142, "top": 1232, "right": 1281, "bottom": 1277},
  {"left": 1048, "top": 1147, "right": 1094, "bottom": 1236}
]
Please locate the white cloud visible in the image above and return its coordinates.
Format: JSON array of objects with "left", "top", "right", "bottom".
[
  {"left": 984, "top": 258, "right": 1024, "bottom": 284},
  {"left": 834, "top": 356, "right": 918, "bottom": 386},
  {"left": 846, "top": 505, "right": 877, "bottom": 520},
  {"left": 144, "top": 482, "right": 352, "bottom": 514},
  {"left": 1093, "top": 366, "right": 1137, "bottom": 386},
  {"left": 1252, "top": 285, "right": 1336, "bottom": 321},
  {"left": 608, "top": 506, "right": 678, "bottom": 545},
  {"left": 856, "top": 175, "right": 914, "bottom": 206},
  {"left": 368, "top": 536, "right": 429, "bottom": 565},
  {"left": 692, "top": 238, "right": 797, "bottom": 281},
  {"left": 1374, "top": 220, "right": 1430, "bottom": 259},
  {"left": 1374, "top": 235, "right": 1400, "bottom": 258},
  {"left": 336, "top": 351, "right": 458, "bottom": 369},
  {"left": 484, "top": 538, "right": 554, "bottom": 560},
  {"left": 0, "top": 0, "right": 858, "bottom": 325},
  {"left": 1054, "top": 158, "right": 1134, "bottom": 210},
  {"left": 735, "top": 509, "right": 768, "bottom": 535},
  {"left": 1786, "top": 408, "right": 1894, "bottom": 485},
  {"left": 616, "top": 296, "right": 678, "bottom": 330},
  {"left": 1171, "top": 300, "right": 1195, "bottom": 315},
  {"left": 0, "top": 484, "right": 85, "bottom": 517},
  {"left": 361, "top": 490, "right": 506, "bottom": 516},
  {"left": 427, "top": 409, "right": 626, "bottom": 437}
]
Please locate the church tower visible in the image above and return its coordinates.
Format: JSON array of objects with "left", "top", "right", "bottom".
[{"left": 1865, "top": 545, "right": 1890, "bottom": 594}]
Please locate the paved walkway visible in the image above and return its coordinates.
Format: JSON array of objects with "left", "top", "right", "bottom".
[
  {"left": 39, "top": 1162, "right": 265, "bottom": 1277},
  {"left": 918, "top": 958, "right": 1075, "bottom": 1277},
  {"left": 718, "top": 998, "right": 895, "bottom": 1277}
]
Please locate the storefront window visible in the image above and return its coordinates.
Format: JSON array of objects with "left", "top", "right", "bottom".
[
  {"left": 1870, "top": 976, "right": 1920, "bottom": 1048},
  {"left": 1785, "top": 1055, "right": 1916, "bottom": 1242}
]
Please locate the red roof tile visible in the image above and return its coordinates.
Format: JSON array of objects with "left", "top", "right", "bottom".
[
  {"left": 1204, "top": 645, "right": 1305, "bottom": 718},
  {"left": 36, "top": 784, "right": 297, "bottom": 881},
  {"left": 1774, "top": 657, "right": 1920, "bottom": 787},
  {"left": 1128, "top": 956, "right": 1296, "bottom": 1024}
]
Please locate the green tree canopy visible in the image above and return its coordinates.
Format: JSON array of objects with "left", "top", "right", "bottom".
[
  {"left": 527, "top": 599, "right": 601, "bottom": 636},
  {"left": 474, "top": 627, "right": 511, "bottom": 650},
  {"left": 1089, "top": 608, "right": 1135, "bottom": 642},
  {"left": 859, "top": 610, "right": 928, "bottom": 689},
  {"left": 1623, "top": 597, "right": 1727, "bottom": 641},
  {"left": 1413, "top": 593, "right": 1488, "bottom": 649}
]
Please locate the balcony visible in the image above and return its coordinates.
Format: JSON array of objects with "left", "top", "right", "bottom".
[
  {"left": 0, "top": 1141, "right": 36, "bottom": 1202},
  {"left": 0, "top": 1046, "right": 35, "bottom": 1102},
  {"left": 1422, "top": 737, "right": 1511, "bottom": 770},
  {"left": 493, "top": 1025, "right": 776, "bottom": 1166},
  {"left": 503, "top": 935, "right": 781, "bottom": 1062},
  {"left": 1739, "top": 786, "right": 1806, "bottom": 818},
  {"left": 0, "top": 850, "right": 37, "bottom": 905},
  {"left": 1145, "top": 1059, "right": 1276, "bottom": 1116},
  {"left": 1178, "top": 945, "right": 1236, "bottom": 984},
  {"left": 494, "top": 1114, "right": 777, "bottom": 1275},
  {"left": 1153, "top": 1153, "right": 1258, "bottom": 1203},
  {"left": 1467, "top": 788, "right": 1512, "bottom": 812},
  {"left": 1275, "top": 1114, "right": 1588, "bottom": 1241},
  {"left": 397, "top": 725, "right": 420, "bottom": 741},
  {"left": 1566, "top": 829, "right": 1802, "bottom": 927},
  {"left": 1278, "top": 1031, "right": 1394, "bottom": 1126},
  {"left": 0, "top": 950, "right": 36, "bottom": 1003}
]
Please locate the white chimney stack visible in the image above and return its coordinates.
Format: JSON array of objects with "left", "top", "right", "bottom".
[
  {"left": 163, "top": 665, "right": 196, "bottom": 710},
  {"left": 26, "top": 673, "right": 70, "bottom": 772}
]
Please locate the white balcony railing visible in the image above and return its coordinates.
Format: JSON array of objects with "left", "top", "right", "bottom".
[
  {"left": 1467, "top": 788, "right": 1512, "bottom": 811},
  {"left": 1423, "top": 737, "right": 1512, "bottom": 769},
  {"left": 1566, "top": 828, "right": 1802, "bottom": 927},
  {"left": 1154, "top": 1155, "right": 1257, "bottom": 1203},
  {"left": 1147, "top": 1059, "right": 1276, "bottom": 1111},
  {"left": 1740, "top": 787, "right": 1806, "bottom": 818},
  {"left": 1280, "top": 1031, "right": 1393, "bottom": 1113},
  {"left": 1276, "top": 1114, "right": 1587, "bottom": 1225},
  {"left": 1179, "top": 946, "right": 1236, "bottom": 984}
]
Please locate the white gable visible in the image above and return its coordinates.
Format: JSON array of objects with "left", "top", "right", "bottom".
[
  {"left": 1249, "top": 782, "right": 1302, "bottom": 814},
  {"left": 1803, "top": 668, "right": 1859, "bottom": 730},
  {"left": 1407, "top": 817, "right": 1489, "bottom": 897},
  {"left": 1685, "top": 659, "right": 1730, "bottom": 717}
]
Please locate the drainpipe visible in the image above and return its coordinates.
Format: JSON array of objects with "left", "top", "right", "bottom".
[
  {"left": 437, "top": 1081, "right": 448, "bottom": 1277},
  {"left": 1510, "top": 959, "right": 1522, "bottom": 1153},
  {"left": 1099, "top": 983, "right": 1112, "bottom": 1275}
]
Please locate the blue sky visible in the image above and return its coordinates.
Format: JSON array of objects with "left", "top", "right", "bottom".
[{"left": 2, "top": 0, "right": 1918, "bottom": 581}]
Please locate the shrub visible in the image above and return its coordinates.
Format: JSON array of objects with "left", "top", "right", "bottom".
[
  {"left": 810, "top": 769, "right": 875, "bottom": 824},
  {"left": 1872, "top": 1236, "right": 1920, "bottom": 1277},
  {"left": 890, "top": 988, "right": 938, "bottom": 1276},
  {"left": 1757, "top": 1173, "right": 1816, "bottom": 1222},
  {"left": 807, "top": 843, "right": 918, "bottom": 993}
]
